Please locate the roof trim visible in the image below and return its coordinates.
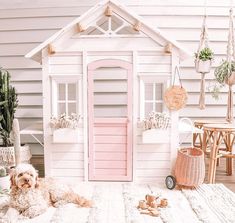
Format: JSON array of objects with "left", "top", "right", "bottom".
[{"left": 25, "top": 0, "right": 191, "bottom": 62}]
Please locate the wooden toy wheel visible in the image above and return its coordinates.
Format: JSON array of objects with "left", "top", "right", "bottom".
[{"left": 165, "top": 175, "right": 176, "bottom": 190}]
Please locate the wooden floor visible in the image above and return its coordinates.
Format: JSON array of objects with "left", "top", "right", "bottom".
[{"left": 205, "top": 157, "right": 235, "bottom": 192}]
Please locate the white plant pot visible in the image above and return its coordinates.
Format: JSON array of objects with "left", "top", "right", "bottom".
[
  {"left": 0, "top": 144, "right": 31, "bottom": 166},
  {"left": 0, "top": 175, "right": 10, "bottom": 190},
  {"left": 53, "top": 128, "right": 80, "bottom": 143},
  {"left": 195, "top": 60, "right": 211, "bottom": 73},
  {"left": 142, "top": 129, "right": 169, "bottom": 144},
  {"left": 225, "top": 71, "right": 235, "bottom": 85}
]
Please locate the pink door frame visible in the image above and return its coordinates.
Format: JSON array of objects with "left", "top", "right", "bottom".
[{"left": 87, "top": 59, "right": 133, "bottom": 181}]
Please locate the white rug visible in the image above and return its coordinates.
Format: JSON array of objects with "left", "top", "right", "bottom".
[{"left": 0, "top": 183, "right": 234, "bottom": 223}]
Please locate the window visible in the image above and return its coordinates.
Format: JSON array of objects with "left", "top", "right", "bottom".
[
  {"left": 51, "top": 76, "right": 81, "bottom": 117},
  {"left": 144, "top": 83, "right": 163, "bottom": 116},
  {"left": 140, "top": 80, "right": 165, "bottom": 119}
]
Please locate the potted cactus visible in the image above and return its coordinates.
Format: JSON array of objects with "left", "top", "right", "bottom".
[
  {"left": 0, "top": 166, "right": 10, "bottom": 190},
  {"left": 195, "top": 47, "right": 214, "bottom": 73},
  {"left": 0, "top": 68, "right": 18, "bottom": 166}
]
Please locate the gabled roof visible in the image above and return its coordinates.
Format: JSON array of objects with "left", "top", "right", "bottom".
[{"left": 25, "top": 0, "right": 191, "bottom": 63}]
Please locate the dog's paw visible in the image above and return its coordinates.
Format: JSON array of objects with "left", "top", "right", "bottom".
[
  {"left": 76, "top": 197, "right": 92, "bottom": 207},
  {"left": 82, "top": 199, "right": 93, "bottom": 208},
  {"left": 22, "top": 205, "right": 46, "bottom": 218}
]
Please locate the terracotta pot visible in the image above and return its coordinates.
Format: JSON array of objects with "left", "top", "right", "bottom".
[
  {"left": 0, "top": 175, "right": 10, "bottom": 190},
  {"left": 225, "top": 71, "right": 235, "bottom": 86},
  {"left": 195, "top": 60, "right": 211, "bottom": 73}
]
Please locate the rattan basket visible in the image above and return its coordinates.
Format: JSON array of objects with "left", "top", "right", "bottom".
[{"left": 174, "top": 147, "right": 205, "bottom": 187}]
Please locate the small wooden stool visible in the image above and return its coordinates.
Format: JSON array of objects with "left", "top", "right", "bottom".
[
  {"left": 193, "top": 120, "right": 228, "bottom": 151},
  {"left": 203, "top": 123, "right": 235, "bottom": 184}
]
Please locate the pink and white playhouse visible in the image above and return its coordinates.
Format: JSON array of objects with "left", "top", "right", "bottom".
[{"left": 26, "top": 0, "right": 190, "bottom": 183}]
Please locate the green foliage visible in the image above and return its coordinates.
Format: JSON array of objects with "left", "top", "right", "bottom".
[
  {"left": 0, "top": 166, "right": 6, "bottom": 177},
  {"left": 195, "top": 47, "right": 214, "bottom": 61},
  {"left": 214, "top": 60, "right": 235, "bottom": 84},
  {"left": 207, "top": 82, "right": 224, "bottom": 101},
  {"left": 0, "top": 68, "right": 18, "bottom": 147}
]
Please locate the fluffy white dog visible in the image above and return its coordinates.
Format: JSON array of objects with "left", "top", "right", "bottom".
[{"left": 9, "top": 164, "right": 92, "bottom": 218}]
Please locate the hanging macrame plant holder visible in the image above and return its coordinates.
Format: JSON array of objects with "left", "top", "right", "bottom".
[
  {"left": 195, "top": 15, "right": 211, "bottom": 109},
  {"left": 225, "top": 8, "right": 235, "bottom": 123}
]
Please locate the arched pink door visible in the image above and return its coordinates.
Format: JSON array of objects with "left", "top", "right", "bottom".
[{"left": 88, "top": 59, "right": 132, "bottom": 181}]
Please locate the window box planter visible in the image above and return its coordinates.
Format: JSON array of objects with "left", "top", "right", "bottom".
[
  {"left": 142, "top": 129, "right": 169, "bottom": 144},
  {"left": 53, "top": 128, "right": 80, "bottom": 143},
  {"left": 0, "top": 175, "right": 10, "bottom": 190},
  {"left": 195, "top": 60, "right": 212, "bottom": 73}
]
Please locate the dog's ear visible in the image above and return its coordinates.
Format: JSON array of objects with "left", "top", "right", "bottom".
[
  {"left": 9, "top": 168, "right": 16, "bottom": 188},
  {"left": 35, "top": 171, "right": 39, "bottom": 188}
]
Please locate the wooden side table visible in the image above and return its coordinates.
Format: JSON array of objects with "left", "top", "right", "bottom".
[
  {"left": 202, "top": 124, "right": 235, "bottom": 184},
  {"left": 193, "top": 120, "right": 228, "bottom": 150}
]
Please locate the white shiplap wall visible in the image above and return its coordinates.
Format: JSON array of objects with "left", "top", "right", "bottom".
[{"left": 0, "top": 0, "right": 233, "bottom": 153}]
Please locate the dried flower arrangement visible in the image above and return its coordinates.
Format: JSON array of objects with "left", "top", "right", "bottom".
[
  {"left": 141, "top": 112, "right": 171, "bottom": 131},
  {"left": 50, "top": 113, "right": 80, "bottom": 130}
]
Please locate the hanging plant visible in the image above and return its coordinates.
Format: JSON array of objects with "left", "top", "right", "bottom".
[
  {"left": 214, "top": 60, "right": 235, "bottom": 84},
  {"left": 195, "top": 47, "right": 214, "bottom": 61},
  {"left": 195, "top": 13, "right": 213, "bottom": 110},
  {"left": 195, "top": 47, "right": 214, "bottom": 73}
]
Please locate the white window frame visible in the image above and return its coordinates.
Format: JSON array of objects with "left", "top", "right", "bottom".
[
  {"left": 139, "top": 76, "right": 168, "bottom": 119},
  {"left": 51, "top": 75, "right": 82, "bottom": 117}
]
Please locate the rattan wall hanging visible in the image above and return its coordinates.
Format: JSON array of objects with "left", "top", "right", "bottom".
[{"left": 164, "top": 66, "right": 188, "bottom": 111}]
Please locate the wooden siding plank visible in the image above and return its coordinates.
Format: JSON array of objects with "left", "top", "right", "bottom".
[
  {"left": 94, "top": 144, "right": 127, "bottom": 152},
  {"left": 94, "top": 135, "right": 127, "bottom": 144},
  {"left": 94, "top": 126, "right": 126, "bottom": 135},
  {"left": 12, "top": 82, "right": 42, "bottom": 94},
  {"left": 9, "top": 69, "right": 42, "bottom": 81},
  {"left": 0, "top": 43, "right": 39, "bottom": 56},
  {"left": 94, "top": 94, "right": 127, "bottom": 105},
  {"left": 95, "top": 152, "right": 126, "bottom": 161},
  {"left": 16, "top": 108, "right": 42, "bottom": 118},
  {"left": 0, "top": 17, "right": 74, "bottom": 31},
  {"left": 1, "top": 57, "right": 41, "bottom": 69},
  {"left": 95, "top": 160, "right": 127, "bottom": 169},
  {"left": 0, "top": 6, "right": 232, "bottom": 18},
  {"left": 137, "top": 160, "right": 171, "bottom": 169},
  {"left": 51, "top": 168, "right": 84, "bottom": 177},
  {"left": 52, "top": 152, "right": 84, "bottom": 161},
  {"left": 49, "top": 64, "right": 83, "bottom": 74},
  {"left": 49, "top": 55, "right": 82, "bottom": 65},
  {"left": 18, "top": 95, "right": 42, "bottom": 106},
  {"left": 94, "top": 168, "right": 126, "bottom": 176},
  {"left": 136, "top": 152, "right": 170, "bottom": 161},
  {"left": 0, "top": 30, "right": 58, "bottom": 43},
  {"left": 52, "top": 160, "right": 84, "bottom": 168}
]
